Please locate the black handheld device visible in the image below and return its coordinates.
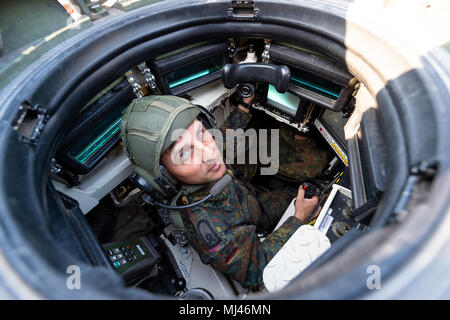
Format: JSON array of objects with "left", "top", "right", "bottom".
[
  {"left": 301, "top": 182, "right": 321, "bottom": 199},
  {"left": 103, "top": 236, "right": 160, "bottom": 285}
]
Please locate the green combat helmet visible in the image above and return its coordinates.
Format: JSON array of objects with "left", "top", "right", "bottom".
[{"left": 120, "top": 95, "right": 215, "bottom": 200}]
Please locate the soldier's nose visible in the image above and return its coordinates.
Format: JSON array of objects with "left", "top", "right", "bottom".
[
  {"left": 205, "top": 157, "right": 216, "bottom": 165},
  {"left": 201, "top": 140, "right": 217, "bottom": 158}
]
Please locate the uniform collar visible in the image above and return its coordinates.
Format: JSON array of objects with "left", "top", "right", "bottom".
[{"left": 182, "top": 168, "right": 235, "bottom": 202}]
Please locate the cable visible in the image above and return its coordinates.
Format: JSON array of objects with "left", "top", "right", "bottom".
[
  {"left": 305, "top": 173, "right": 342, "bottom": 223},
  {"left": 154, "top": 194, "right": 212, "bottom": 210}
]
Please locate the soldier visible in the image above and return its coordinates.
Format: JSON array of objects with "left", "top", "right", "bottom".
[{"left": 120, "top": 95, "right": 323, "bottom": 290}]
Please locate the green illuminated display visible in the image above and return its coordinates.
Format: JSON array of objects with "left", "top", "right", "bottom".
[
  {"left": 289, "top": 68, "right": 342, "bottom": 100},
  {"left": 290, "top": 76, "right": 340, "bottom": 99},
  {"left": 169, "top": 70, "right": 210, "bottom": 88},
  {"left": 68, "top": 105, "right": 127, "bottom": 166},
  {"left": 267, "top": 84, "right": 301, "bottom": 115},
  {"left": 167, "top": 55, "right": 222, "bottom": 89},
  {"left": 75, "top": 117, "right": 122, "bottom": 164}
]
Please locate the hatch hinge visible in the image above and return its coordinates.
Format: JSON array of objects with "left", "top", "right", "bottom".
[
  {"left": 389, "top": 161, "right": 437, "bottom": 223},
  {"left": 227, "top": 1, "right": 260, "bottom": 20},
  {"left": 13, "top": 103, "right": 50, "bottom": 147}
]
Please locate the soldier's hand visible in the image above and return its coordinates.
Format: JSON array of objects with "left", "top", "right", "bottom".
[
  {"left": 294, "top": 187, "right": 319, "bottom": 223},
  {"left": 243, "top": 94, "right": 254, "bottom": 105},
  {"left": 238, "top": 94, "right": 254, "bottom": 113}
]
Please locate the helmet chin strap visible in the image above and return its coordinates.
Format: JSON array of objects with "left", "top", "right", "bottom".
[{"left": 153, "top": 174, "right": 232, "bottom": 210}]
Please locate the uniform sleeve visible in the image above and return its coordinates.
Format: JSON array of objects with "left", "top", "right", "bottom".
[
  {"left": 220, "top": 106, "right": 253, "bottom": 134},
  {"left": 219, "top": 106, "right": 257, "bottom": 181},
  {"left": 186, "top": 205, "right": 303, "bottom": 290}
]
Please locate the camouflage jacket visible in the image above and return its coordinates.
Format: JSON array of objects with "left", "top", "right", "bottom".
[{"left": 180, "top": 107, "right": 303, "bottom": 289}]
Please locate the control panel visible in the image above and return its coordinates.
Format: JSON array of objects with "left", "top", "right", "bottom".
[
  {"left": 103, "top": 237, "right": 160, "bottom": 284},
  {"left": 313, "top": 184, "right": 356, "bottom": 243},
  {"left": 314, "top": 118, "right": 349, "bottom": 166}
]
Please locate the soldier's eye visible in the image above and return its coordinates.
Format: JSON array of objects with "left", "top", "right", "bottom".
[
  {"left": 179, "top": 145, "right": 195, "bottom": 161},
  {"left": 196, "top": 128, "right": 203, "bottom": 140},
  {"left": 179, "top": 149, "right": 189, "bottom": 160}
]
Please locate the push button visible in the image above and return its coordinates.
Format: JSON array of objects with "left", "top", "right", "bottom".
[{"left": 113, "top": 261, "right": 121, "bottom": 268}]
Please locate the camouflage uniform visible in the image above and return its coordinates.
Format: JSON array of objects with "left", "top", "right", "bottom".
[
  {"left": 219, "top": 106, "right": 259, "bottom": 182},
  {"left": 181, "top": 173, "right": 302, "bottom": 290},
  {"left": 179, "top": 106, "right": 329, "bottom": 289},
  {"left": 277, "top": 123, "right": 331, "bottom": 181}
]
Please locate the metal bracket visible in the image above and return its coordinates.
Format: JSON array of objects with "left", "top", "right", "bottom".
[
  {"left": 226, "top": 1, "right": 260, "bottom": 20},
  {"left": 49, "top": 160, "right": 80, "bottom": 187},
  {"left": 13, "top": 103, "right": 50, "bottom": 147},
  {"left": 161, "top": 218, "right": 189, "bottom": 247},
  {"left": 138, "top": 63, "right": 157, "bottom": 90},
  {"left": 262, "top": 40, "right": 271, "bottom": 63},
  {"left": 410, "top": 161, "right": 437, "bottom": 178},
  {"left": 50, "top": 158, "right": 62, "bottom": 175},
  {"left": 74, "top": 0, "right": 109, "bottom": 21},
  {"left": 125, "top": 71, "right": 144, "bottom": 97},
  {"left": 228, "top": 38, "right": 236, "bottom": 58}
]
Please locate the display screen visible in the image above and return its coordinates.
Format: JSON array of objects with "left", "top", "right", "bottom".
[
  {"left": 266, "top": 84, "right": 301, "bottom": 116},
  {"left": 320, "top": 109, "right": 348, "bottom": 145},
  {"left": 167, "top": 55, "right": 223, "bottom": 89},
  {"left": 68, "top": 105, "right": 127, "bottom": 165},
  {"left": 289, "top": 68, "right": 342, "bottom": 100}
]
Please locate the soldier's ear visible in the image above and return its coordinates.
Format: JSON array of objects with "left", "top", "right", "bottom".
[{"left": 161, "top": 146, "right": 176, "bottom": 168}]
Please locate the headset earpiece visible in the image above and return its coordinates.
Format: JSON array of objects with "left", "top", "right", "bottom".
[
  {"left": 130, "top": 165, "right": 179, "bottom": 202},
  {"left": 157, "top": 165, "right": 179, "bottom": 198},
  {"left": 195, "top": 105, "right": 217, "bottom": 129},
  {"left": 130, "top": 172, "right": 159, "bottom": 199}
]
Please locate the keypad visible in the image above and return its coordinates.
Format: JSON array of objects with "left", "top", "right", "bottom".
[{"left": 108, "top": 245, "right": 139, "bottom": 268}]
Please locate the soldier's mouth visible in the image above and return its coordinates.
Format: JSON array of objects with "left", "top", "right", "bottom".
[{"left": 209, "top": 163, "right": 220, "bottom": 172}]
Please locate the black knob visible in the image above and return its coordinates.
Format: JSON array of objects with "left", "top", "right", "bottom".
[
  {"left": 237, "top": 82, "right": 255, "bottom": 98},
  {"left": 172, "top": 277, "right": 186, "bottom": 291}
]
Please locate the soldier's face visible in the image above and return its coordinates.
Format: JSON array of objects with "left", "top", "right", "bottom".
[{"left": 161, "top": 119, "right": 226, "bottom": 184}]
